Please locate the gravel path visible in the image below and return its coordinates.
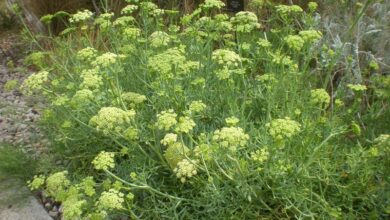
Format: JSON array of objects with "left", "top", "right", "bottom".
[{"left": 0, "top": 32, "right": 52, "bottom": 220}]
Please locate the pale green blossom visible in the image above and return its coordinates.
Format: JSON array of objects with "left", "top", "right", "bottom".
[
  {"left": 77, "top": 47, "right": 98, "bottom": 61},
  {"left": 27, "top": 175, "right": 45, "bottom": 191},
  {"left": 69, "top": 10, "right": 93, "bottom": 23},
  {"left": 121, "top": 5, "right": 138, "bottom": 15},
  {"left": 189, "top": 100, "right": 207, "bottom": 114},
  {"left": 80, "top": 69, "right": 103, "bottom": 91},
  {"left": 46, "top": 171, "right": 70, "bottom": 199},
  {"left": 121, "top": 92, "right": 147, "bottom": 107},
  {"left": 201, "top": 0, "right": 225, "bottom": 10},
  {"left": 347, "top": 84, "right": 367, "bottom": 91},
  {"left": 230, "top": 11, "right": 260, "bottom": 33},
  {"left": 310, "top": 89, "right": 330, "bottom": 108},
  {"left": 284, "top": 35, "right": 304, "bottom": 51},
  {"left": 266, "top": 117, "right": 301, "bottom": 141},
  {"left": 96, "top": 189, "right": 124, "bottom": 211},
  {"left": 21, "top": 70, "right": 49, "bottom": 95},
  {"left": 156, "top": 109, "right": 178, "bottom": 131},
  {"left": 92, "top": 151, "right": 115, "bottom": 170},
  {"left": 92, "top": 52, "right": 118, "bottom": 68},
  {"left": 212, "top": 49, "right": 241, "bottom": 67},
  {"left": 173, "top": 159, "right": 198, "bottom": 183},
  {"left": 299, "top": 30, "right": 322, "bottom": 43},
  {"left": 89, "top": 107, "right": 136, "bottom": 135},
  {"left": 213, "top": 126, "right": 250, "bottom": 151},
  {"left": 161, "top": 133, "right": 178, "bottom": 146},
  {"left": 225, "top": 117, "right": 239, "bottom": 126},
  {"left": 164, "top": 143, "right": 190, "bottom": 169},
  {"left": 175, "top": 116, "right": 196, "bottom": 133},
  {"left": 149, "top": 31, "right": 170, "bottom": 48}
]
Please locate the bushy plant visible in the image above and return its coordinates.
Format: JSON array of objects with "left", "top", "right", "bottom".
[{"left": 24, "top": 1, "right": 389, "bottom": 219}]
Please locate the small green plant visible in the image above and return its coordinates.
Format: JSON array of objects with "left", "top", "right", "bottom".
[
  {"left": 22, "top": 0, "right": 389, "bottom": 219},
  {"left": 3, "top": 79, "right": 19, "bottom": 92}
]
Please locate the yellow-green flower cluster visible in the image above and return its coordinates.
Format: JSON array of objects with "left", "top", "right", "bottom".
[
  {"left": 72, "top": 89, "right": 94, "bottom": 105},
  {"left": 69, "top": 10, "right": 93, "bottom": 23},
  {"left": 275, "top": 5, "right": 303, "bottom": 15},
  {"left": 156, "top": 109, "right": 178, "bottom": 131},
  {"left": 347, "top": 83, "right": 367, "bottom": 91},
  {"left": 213, "top": 126, "right": 250, "bottom": 151},
  {"left": 212, "top": 49, "right": 241, "bottom": 68},
  {"left": 78, "top": 177, "right": 96, "bottom": 197},
  {"left": 310, "top": 89, "right": 330, "bottom": 108},
  {"left": 46, "top": 171, "right": 70, "bottom": 199},
  {"left": 80, "top": 69, "right": 103, "bottom": 91},
  {"left": 308, "top": 2, "right": 318, "bottom": 12},
  {"left": 369, "top": 134, "right": 390, "bottom": 156},
  {"left": 96, "top": 189, "right": 124, "bottom": 211},
  {"left": 230, "top": 11, "right": 260, "bottom": 33},
  {"left": 113, "top": 16, "right": 135, "bottom": 27},
  {"left": 89, "top": 107, "right": 136, "bottom": 135},
  {"left": 121, "top": 92, "right": 147, "bottom": 107},
  {"left": 257, "top": 38, "right": 272, "bottom": 48},
  {"left": 173, "top": 159, "right": 198, "bottom": 183},
  {"left": 149, "top": 31, "right": 170, "bottom": 48},
  {"left": 189, "top": 100, "right": 207, "bottom": 114},
  {"left": 299, "top": 30, "right": 322, "bottom": 43},
  {"left": 148, "top": 47, "right": 187, "bottom": 76},
  {"left": 92, "top": 52, "right": 118, "bottom": 69},
  {"left": 225, "top": 117, "right": 239, "bottom": 126},
  {"left": 194, "top": 144, "right": 213, "bottom": 161},
  {"left": 175, "top": 116, "right": 196, "bottom": 133},
  {"left": 284, "top": 35, "right": 304, "bottom": 51},
  {"left": 62, "top": 197, "right": 86, "bottom": 220},
  {"left": 27, "top": 175, "right": 45, "bottom": 190},
  {"left": 164, "top": 143, "right": 190, "bottom": 169},
  {"left": 121, "top": 4, "right": 138, "bottom": 15},
  {"left": 270, "top": 52, "right": 298, "bottom": 70},
  {"left": 201, "top": 0, "right": 225, "bottom": 10},
  {"left": 251, "top": 147, "right": 269, "bottom": 164},
  {"left": 77, "top": 47, "right": 98, "bottom": 61},
  {"left": 139, "top": 2, "right": 163, "bottom": 16},
  {"left": 21, "top": 70, "right": 49, "bottom": 95},
  {"left": 256, "top": 73, "right": 278, "bottom": 89},
  {"left": 266, "top": 117, "right": 301, "bottom": 141},
  {"left": 92, "top": 151, "right": 115, "bottom": 170},
  {"left": 161, "top": 133, "right": 178, "bottom": 146},
  {"left": 122, "top": 27, "right": 141, "bottom": 40}
]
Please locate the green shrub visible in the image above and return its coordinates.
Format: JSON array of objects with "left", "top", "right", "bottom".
[{"left": 23, "top": 1, "right": 389, "bottom": 219}]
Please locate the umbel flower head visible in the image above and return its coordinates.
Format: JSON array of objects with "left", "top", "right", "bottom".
[
  {"left": 21, "top": 70, "right": 49, "bottom": 95},
  {"left": 212, "top": 49, "right": 241, "bottom": 68},
  {"left": 89, "top": 107, "right": 136, "bottom": 135},
  {"left": 80, "top": 69, "right": 103, "bottom": 91},
  {"left": 175, "top": 116, "right": 196, "bottom": 133},
  {"left": 310, "top": 89, "right": 330, "bottom": 108},
  {"left": 149, "top": 31, "right": 170, "bottom": 48},
  {"left": 161, "top": 133, "right": 178, "bottom": 146},
  {"left": 92, "top": 151, "right": 115, "bottom": 170},
  {"left": 121, "top": 92, "right": 147, "bottom": 107},
  {"left": 156, "top": 109, "right": 178, "bottom": 131},
  {"left": 92, "top": 52, "right": 118, "bottom": 69},
  {"left": 189, "top": 100, "right": 207, "bottom": 114},
  {"left": 174, "top": 159, "right": 198, "bottom": 183},
  {"left": 164, "top": 143, "right": 190, "bottom": 169},
  {"left": 69, "top": 10, "right": 93, "bottom": 23},
  {"left": 27, "top": 175, "right": 45, "bottom": 191},
  {"left": 45, "top": 171, "right": 70, "bottom": 200},
  {"left": 213, "top": 126, "right": 250, "bottom": 151},
  {"left": 230, "top": 11, "right": 260, "bottom": 33},
  {"left": 77, "top": 47, "right": 98, "bottom": 61},
  {"left": 266, "top": 117, "right": 301, "bottom": 141},
  {"left": 284, "top": 35, "right": 304, "bottom": 51},
  {"left": 62, "top": 196, "right": 87, "bottom": 220},
  {"left": 96, "top": 189, "right": 124, "bottom": 211}
]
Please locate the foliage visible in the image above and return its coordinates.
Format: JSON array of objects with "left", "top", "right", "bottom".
[{"left": 23, "top": 0, "right": 389, "bottom": 219}]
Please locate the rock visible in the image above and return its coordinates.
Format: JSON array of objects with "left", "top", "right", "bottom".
[{"left": 48, "top": 210, "right": 59, "bottom": 218}]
